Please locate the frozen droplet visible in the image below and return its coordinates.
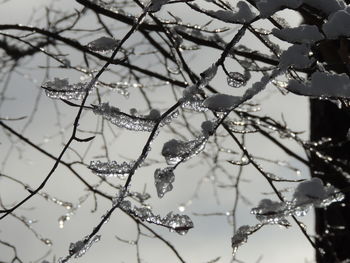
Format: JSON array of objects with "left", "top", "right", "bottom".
[
  {"left": 58, "top": 215, "right": 71, "bottom": 229},
  {"left": 42, "top": 238, "right": 52, "bottom": 246},
  {"left": 178, "top": 205, "right": 186, "bottom": 212},
  {"left": 227, "top": 72, "right": 246, "bottom": 88},
  {"left": 154, "top": 167, "right": 175, "bottom": 198}
]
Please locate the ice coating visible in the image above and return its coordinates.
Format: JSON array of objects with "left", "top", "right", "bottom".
[
  {"left": 120, "top": 202, "right": 194, "bottom": 235},
  {"left": 93, "top": 103, "right": 178, "bottom": 131},
  {"left": 161, "top": 136, "right": 208, "bottom": 165},
  {"left": 42, "top": 78, "right": 92, "bottom": 100},
  {"left": 89, "top": 160, "right": 135, "bottom": 179}
]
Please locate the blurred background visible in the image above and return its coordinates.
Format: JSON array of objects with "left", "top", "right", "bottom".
[{"left": 0, "top": 0, "right": 314, "bottom": 262}]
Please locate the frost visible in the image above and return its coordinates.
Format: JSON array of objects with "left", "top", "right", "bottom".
[
  {"left": 42, "top": 78, "right": 92, "bottom": 100},
  {"left": 206, "top": 1, "right": 257, "bottom": 23},
  {"left": 227, "top": 72, "right": 247, "bottom": 88},
  {"left": 323, "top": 7, "right": 350, "bottom": 39},
  {"left": 154, "top": 167, "right": 175, "bottom": 198},
  {"left": 287, "top": 71, "right": 350, "bottom": 98},
  {"left": 279, "top": 44, "right": 314, "bottom": 70},
  {"left": 203, "top": 94, "right": 241, "bottom": 112},
  {"left": 92, "top": 103, "right": 178, "bottom": 131},
  {"left": 162, "top": 136, "right": 208, "bottom": 165},
  {"left": 272, "top": 25, "right": 324, "bottom": 44},
  {"left": 231, "top": 224, "right": 262, "bottom": 256},
  {"left": 89, "top": 160, "right": 135, "bottom": 179},
  {"left": 86, "top": 37, "right": 120, "bottom": 53}
]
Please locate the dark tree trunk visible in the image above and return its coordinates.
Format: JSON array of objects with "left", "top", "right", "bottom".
[{"left": 310, "top": 99, "right": 350, "bottom": 262}]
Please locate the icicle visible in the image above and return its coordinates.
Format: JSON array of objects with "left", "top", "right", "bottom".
[
  {"left": 89, "top": 160, "right": 135, "bottom": 179},
  {"left": 42, "top": 78, "right": 92, "bottom": 100},
  {"left": 154, "top": 167, "right": 175, "bottom": 198},
  {"left": 93, "top": 103, "right": 178, "bottom": 132},
  {"left": 161, "top": 135, "right": 208, "bottom": 165}
]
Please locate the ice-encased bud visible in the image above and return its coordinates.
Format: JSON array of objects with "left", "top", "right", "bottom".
[
  {"left": 154, "top": 167, "right": 175, "bottom": 198},
  {"left": 227, "top": 72, "right": 247, "bottom": 88}
]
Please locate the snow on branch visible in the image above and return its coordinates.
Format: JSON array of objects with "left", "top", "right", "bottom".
[
  {"left": 272, "top": 25, "right": 324, "bottom": 44},
  {"left": 287, "top": 71, "right": 350, "bottom": 98},
  {"left": 189, "top": 1, "right": 257, "bottom": 24}
]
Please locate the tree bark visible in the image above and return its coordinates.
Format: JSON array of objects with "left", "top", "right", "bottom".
[{"left": 310, "top": 99, "right": 350, "bottom": 262}]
